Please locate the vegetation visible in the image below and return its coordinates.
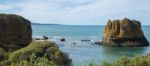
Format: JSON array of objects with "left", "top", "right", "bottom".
[
  {"left": 0, "top": 41, "right": 72, "bottom": 66},
  {"left": 86, "top": 54, "right": 150, "bottom": 66},
  {"left": 0, "top": 48, "right": 8, "bottom": 61},
  {"left": 10, "top": 53, "right": 56, "bottom": 66}
]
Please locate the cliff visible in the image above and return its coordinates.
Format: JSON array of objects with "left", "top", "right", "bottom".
[{"left": 0, "top": 14, "right": 32, "bottom": 51}]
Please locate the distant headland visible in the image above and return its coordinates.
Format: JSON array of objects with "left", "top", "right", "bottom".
[{"left": 32, "top": 23, "right": 62, "bottom": 25}]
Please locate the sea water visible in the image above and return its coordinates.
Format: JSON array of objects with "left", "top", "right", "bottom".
[{"left": 32, "top": 25, "right": 150, "bottom": 65}]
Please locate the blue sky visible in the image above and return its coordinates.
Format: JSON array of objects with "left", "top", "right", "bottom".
[{"left": 0, "top": 0, "right": 150, "bottom": 25}]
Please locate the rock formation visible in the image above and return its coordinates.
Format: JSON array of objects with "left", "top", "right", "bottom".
[
  {"left": 102, "top": 18, "right": 149, "bottom": 47},
  {"left": 0, "top": 14, "right": 32, "bottom": 51}
]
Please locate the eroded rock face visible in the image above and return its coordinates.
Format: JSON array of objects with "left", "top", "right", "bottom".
[
  {"left": 102, "top": 18, "right": 149, "bottom": 47},
  {"left": 0, "top": 14, "right": 32, "bottom": 51}
]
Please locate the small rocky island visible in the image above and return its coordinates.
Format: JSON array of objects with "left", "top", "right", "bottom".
[{"left": 102, "top": 18, "right": 149, "bottom": 47}]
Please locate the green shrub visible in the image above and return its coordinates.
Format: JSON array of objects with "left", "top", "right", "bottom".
[
  {"left": 1, "top": 41, "right": 71, "bottom": 66},
  {"left": 101, "top": 61, "right": 110, "bottom": 66},
  {"left": 10, "top": 53, "right": 56, "bottom": 66},
  {"left": 0, "top": 48, "right": 8, "bottom": 61},
  {"left": 101, "top": 55, "right": 150, "bottom": 66},
  {"left": 8, "top": 41, "right": 58, "bottom": 62},
  {"left": 85, "top": 55, "right": 150, "bottom": 66}
]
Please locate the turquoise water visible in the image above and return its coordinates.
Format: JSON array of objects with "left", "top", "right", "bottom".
[{"left": 32, "top": 25, "right": 150, "bottom": 65}]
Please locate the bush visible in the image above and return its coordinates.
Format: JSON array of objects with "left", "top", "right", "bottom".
[
  {"left": 0, "top": 48, "right": 8, "bottom": 61},
  {"left": 1, "top": 41, "right": 72, "bottom": 66},
  {"left": 85, "top": 55, "right": 150, "bottom": 66},
  {"left": 10, "top": 53, "right": 56, "bottom": 66},
  {"left": 8, "top": 41, "right": 58, "bottom": 62},
  {"left": 101, "top": 55, "right": 150, "bottom": 66}
]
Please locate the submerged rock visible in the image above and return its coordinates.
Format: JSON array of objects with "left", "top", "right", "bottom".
[
  {"left": 81, "top": 40, "right": 93, "bottom": 42},
  {"left": 0, "top": 14, "right": 32, "bottom": 51},
  {"left": 43, "top": 36, "right": 48, "bottom": 40},
  {"left": 33, "top": 36, "right": 49, "bottom": 40},
  {"left": 102, "top": 18, "right": 149, "bottom": 47},
  {"left": 60, "top": 38, "right": 66, "bottom": 42},
  {"left": 94, "top": 41, "right": 102, "bottom": 45}
]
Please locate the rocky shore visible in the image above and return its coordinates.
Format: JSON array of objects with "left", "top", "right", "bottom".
[{"left": 0, "top": 14, "right": 72, "bottom": 66}]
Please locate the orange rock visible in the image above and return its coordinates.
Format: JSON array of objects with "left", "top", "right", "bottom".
[{"left": 102, "top": 18, "right": 149, "bottom": 47}]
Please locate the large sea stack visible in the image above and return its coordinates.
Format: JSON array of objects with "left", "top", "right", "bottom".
[
  {"left": 102, "top": 18, "right": 149, "bottom": 47},
  {"left": 0, "top": 14, "right": 32, "bottom": 51}
]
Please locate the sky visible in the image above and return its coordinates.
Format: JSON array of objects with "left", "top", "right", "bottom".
[{"left": 0, "top": 0, "right": 150, "bottom": 25}]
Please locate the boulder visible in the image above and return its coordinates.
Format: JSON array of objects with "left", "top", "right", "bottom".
[
  {"left": 0, "top": 14, "right": 32, "bottom": 51},
  {"left": 94, "top": 41, "right": 102, "bottom": 45},
  {"left": 60, "top": 38, "right": 66, "bottom": 42},
  {"left": 43, "top": 36, "right": 48, "bottom": 40},
  {"left": 102, "top": 18, "right": 149, "bottom": 47}
]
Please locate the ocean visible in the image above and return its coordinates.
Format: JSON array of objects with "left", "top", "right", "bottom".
[{"left": 32, "top": 25, "right": 150, "bottom": 65}]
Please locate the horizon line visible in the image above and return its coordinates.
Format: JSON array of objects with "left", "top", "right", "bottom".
[{"left": 32, "top": 23, "right": 150, "bottom": 26}]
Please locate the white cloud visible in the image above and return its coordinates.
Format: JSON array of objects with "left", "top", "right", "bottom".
[{"left": 0, "top": 0, "right": 150, "bottom": 25}]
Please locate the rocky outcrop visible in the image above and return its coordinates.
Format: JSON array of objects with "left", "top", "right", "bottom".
[
  {"left": 0, "top": 14, "right": 32, "bottom": 51},
  {"left": 102, "top": 18, "right": 149, "bottom": 47}
]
